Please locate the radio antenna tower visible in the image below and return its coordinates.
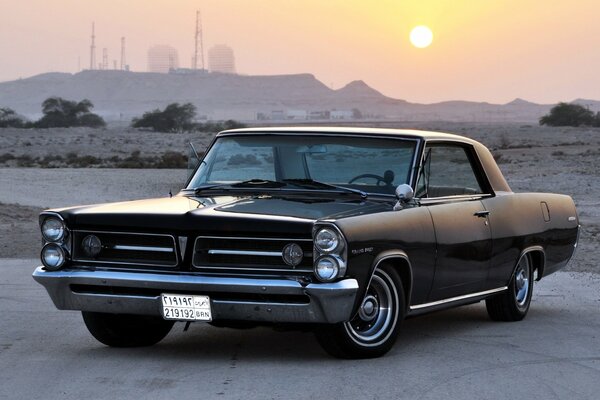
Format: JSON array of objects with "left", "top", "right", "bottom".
[
  {"left": 90, "top": 22, "right": 96, "bottom": 70},
  {"left": 120, "top": 37, "right": 126, "bottom": 70},
  {"left": 193, "top": 10, "right": 205, "bottom": 70}
]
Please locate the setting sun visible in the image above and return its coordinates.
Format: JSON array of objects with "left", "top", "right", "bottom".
[{"left": 410, "top": 25, "right": 433, "bottom": 48}]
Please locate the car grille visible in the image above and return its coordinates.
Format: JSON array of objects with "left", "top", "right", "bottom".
[
  {"left": 192, "top": 236, "right": 314, "bottom": 274},
  {"left": 72, "top": 230, "right": 178, "bottom": 268}
]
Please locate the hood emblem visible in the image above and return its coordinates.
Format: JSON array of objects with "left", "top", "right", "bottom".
[
  {"left": 282, "top": 243, "right": 303, "bottom": 268},
  {"left": 178, "top": 236, "right": 188, "bottom": 259}
]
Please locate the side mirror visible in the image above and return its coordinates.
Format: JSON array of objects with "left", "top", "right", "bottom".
[
  {"left": 395, "top": 184, "right": 414, "bottom": 202},
  {"left": 394, "top": 184, "right": 414, "bottom": 210}
]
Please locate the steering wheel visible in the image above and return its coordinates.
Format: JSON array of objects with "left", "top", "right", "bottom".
[{"left": 348, "top": 174, "right": 387, "bottom": 186}]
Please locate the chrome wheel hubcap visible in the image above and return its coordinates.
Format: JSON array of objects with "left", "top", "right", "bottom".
[
  {"left": 358, "top": 295, "right": 379, "bottom": 322},
  {"left": 344, "top": 270, "right": 399, "bottom": 347}
]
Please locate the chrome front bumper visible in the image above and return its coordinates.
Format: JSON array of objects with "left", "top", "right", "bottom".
[{"left": 32, "top": 267, "right": 359, "bottom": 324}]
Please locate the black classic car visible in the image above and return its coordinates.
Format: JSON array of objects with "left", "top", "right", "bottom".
[{"left": 33, "top": 127, "right": 579, "bottom": 358}]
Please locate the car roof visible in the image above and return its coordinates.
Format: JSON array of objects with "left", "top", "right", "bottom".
[{"left": 218, "top": 126, "right": 479, "bottom": 145}]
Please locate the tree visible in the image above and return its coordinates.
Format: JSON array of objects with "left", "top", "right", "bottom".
[
  {"left": 35, "top": 97, "right": 105, "bottom": 128},
  {"left": 0, "top": 107, "right": 26, "bottom": 128},
  {"left": 132, "top": 103, "right": 196, "bottom": 132},
  {"left": 539, "top": 102, "right": 595, "bottom": 127}
]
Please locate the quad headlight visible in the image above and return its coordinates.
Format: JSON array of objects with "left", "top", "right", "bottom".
[
  {"left": 313, "top": 225, "right": 347, "bottom": 282},
  {"left": 40, "top": 214, "right": 69, "bottom": 270},
  {"left": 315, "top": 255, "right": 346, "bottom": 282},
  {"left": 41, "top": 217, "right": 65, "bottom": 242},
  {"left": 314, "top": 228, "right": 341, "bottom": 253},
  {"left": 41, "top": 243, "right": 66, "bottom": 270}
]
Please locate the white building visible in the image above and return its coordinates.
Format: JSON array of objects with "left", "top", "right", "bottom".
[
  {"left": 208, "top": 44, "right": 236, "bottom": 74},
  {"left": 147, "top": 45, "right": 179, "bottom": 73}
]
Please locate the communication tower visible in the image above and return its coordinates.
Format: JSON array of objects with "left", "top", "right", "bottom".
[
  {"left": 193, "top": 10, "right": 205, "bottom": 70},
  {"left": 90, "top": 22, "right": 96, "bottom": 70}
]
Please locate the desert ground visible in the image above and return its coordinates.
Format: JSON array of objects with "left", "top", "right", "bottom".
[
  {"left": 0, "top": 122, "right": 598, "bottom": 272},
  {"left": 1, "top": 122, "right": 599, "bottom": 398}
]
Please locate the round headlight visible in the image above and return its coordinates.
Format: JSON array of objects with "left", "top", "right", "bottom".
[
  {"left": 315, "top": 256, "right": 343, "bottom": 282},
  {"left": 315, "top": 228, "right": 340, "bottom": 253},
  {"left": 82, "top": 234, "right": 102, "bottom": 257},
  {"left": 41, "top": 217, "right": 65, "bottom": 242},
  {"left": 41, "top": 243, "right": 66, "bottom": 270}
]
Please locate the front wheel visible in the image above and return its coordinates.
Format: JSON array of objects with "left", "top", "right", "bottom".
[
  {"left": 486, "top": 253, "right": 534, "bottom": 321},
  {"left": 82, "top": 312, "right": 174, "bottom": 347},
  {"left": 315, "top": 266, "right": 405, "bottom": 359}
]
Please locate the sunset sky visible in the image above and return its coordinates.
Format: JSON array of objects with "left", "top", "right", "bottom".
[{"left": 1, "top": 0, "right": 599, "bottom": 104}]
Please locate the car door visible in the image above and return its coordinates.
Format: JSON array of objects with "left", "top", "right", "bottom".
[{"left": 416, "top": 143, "right": 493, "bottom": 302}]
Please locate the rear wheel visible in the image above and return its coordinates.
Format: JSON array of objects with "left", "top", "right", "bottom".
[
  {"left": 486, "top": 254, "right": 534, "bottom": 321},
  {"left": 82, "top": 312, "right": 174, "bottom": 347},
  {"left": 315, "top": 266, "right": 405, "bottom": 359}
]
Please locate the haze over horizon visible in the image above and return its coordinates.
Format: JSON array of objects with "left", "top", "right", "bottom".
[{"left": 1, "top": 0, "right": 599, "bottom": 105}]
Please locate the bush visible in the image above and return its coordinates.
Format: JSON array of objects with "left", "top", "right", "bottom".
[
  {"left": 540, "top": 102, "right": 599, "bottom": 127},
  {"left": 132, "top": 103, "right": 196, "bottom": 133},
  {"left": 157, "top": 151, "right": 187, "bottom": 168},
  {"left": 0, "top": 108, "right": 27, "bottom": 128},
  {"left": 34, "top": 97, "right": 106, "bottom": 128}
]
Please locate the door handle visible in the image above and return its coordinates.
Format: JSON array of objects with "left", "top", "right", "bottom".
[{"left": 474, "top": 210, "right": 490, "bottom": 218}]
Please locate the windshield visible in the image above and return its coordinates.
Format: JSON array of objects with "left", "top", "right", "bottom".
[{"left": 187, "top": 134, "right": 417, "bottom": 195}]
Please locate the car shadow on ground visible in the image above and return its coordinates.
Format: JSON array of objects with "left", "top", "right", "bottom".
[{"left": 73, "top": 303, "right": 504, "bottom": 362}]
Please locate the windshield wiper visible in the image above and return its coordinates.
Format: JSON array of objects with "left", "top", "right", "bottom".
[
  {"left": 283, "top": 179, "right": 368, "bottom": 199},
  {"left": 194, "top": 179, "right": 286, "bottom": 194}
]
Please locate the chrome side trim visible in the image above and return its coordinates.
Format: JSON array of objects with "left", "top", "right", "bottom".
[
  {"left": 112, "top": 245, "right": 174, "bottom": 253},
  {"left": 208, "top": 249, "right": 282, "bottom": 257},
  {"left": 409, "top": 286, "right": 508, "bottom": 311}
]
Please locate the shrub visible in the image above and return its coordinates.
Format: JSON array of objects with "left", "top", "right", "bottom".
[
  {"left": 0, "top": 107, "right": 27, "bottom": 128},
  {"left": 157, "top": 151, "right": 187, "bottom": 168},
  {"left": 34, "top": 97, "right": 106, "bottom": 128},
  {"left": 539, "top": 102, "right": 596, "bottom": 127},
  {"left": 132, "top": 103, "right": 196, "bottom": 133}
]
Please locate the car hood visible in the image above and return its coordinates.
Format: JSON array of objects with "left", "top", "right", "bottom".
[{"left": 52, "top": 194, "right": 393, "bottom": 235}]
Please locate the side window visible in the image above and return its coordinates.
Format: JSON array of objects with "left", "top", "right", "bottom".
[{"left": 417, "top": 145, "right": 484, "bottom": 198}]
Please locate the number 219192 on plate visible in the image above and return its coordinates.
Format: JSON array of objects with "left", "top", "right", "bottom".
[{"left": 161, "top": 294, "right": 212, "bottom": 321}]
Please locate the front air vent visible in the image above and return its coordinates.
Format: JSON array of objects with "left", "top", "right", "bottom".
[{"left": 72, "top": 230, "right": 178, "bottom": 268}]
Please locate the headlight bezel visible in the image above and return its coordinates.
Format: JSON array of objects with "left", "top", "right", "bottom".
[
  {"left": 312, "top": 224, "right": 348, "bottom": 282},
  {"left": 39, "top": 212, "right": 70, "bottom": 271}
]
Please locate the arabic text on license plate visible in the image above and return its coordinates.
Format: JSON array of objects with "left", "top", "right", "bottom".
[{"left": 161, "top": 294, "right": 212, "bottom": 321}]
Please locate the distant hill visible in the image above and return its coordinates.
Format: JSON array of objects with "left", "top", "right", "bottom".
[{"left": 0, "top": 70, "right": 595, "bottom": 122}]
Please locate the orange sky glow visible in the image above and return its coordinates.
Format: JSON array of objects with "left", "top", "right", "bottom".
[{"left": 1, "top": 0, "right": 599, "bottom": 103}]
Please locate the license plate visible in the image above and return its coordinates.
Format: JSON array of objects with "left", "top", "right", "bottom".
[{"left": 161, "top": 294, "right": 212, "bottom": 321}]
